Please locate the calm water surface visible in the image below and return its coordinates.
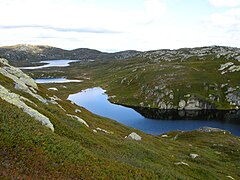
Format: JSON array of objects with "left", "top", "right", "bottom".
[
  {"left": 20, "top": 60, "right": 80, "bottom": 69},
  {"left": 68, "top": 87, "right": 240, "bottom": 136},
  {"left": 35, "top": 78, "right": 82, "bottom": 84}
]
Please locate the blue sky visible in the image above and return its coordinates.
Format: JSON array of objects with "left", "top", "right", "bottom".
[{"left": 0, "top": 0, "right": 240, "bottom": 51}]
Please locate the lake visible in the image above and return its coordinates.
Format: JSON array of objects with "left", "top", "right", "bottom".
[
  {"left": 35, "top": 78, "right": 83, "bottom": 84},
  {"left": 68, "top": 87, "right": 240, "bottom": 136},
  {"left": 20, "top": 60, "right": 80, "bottom": 69}
]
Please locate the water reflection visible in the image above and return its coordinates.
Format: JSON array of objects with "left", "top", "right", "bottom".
[
  {"left": 68, "top": 87, "right": 240, "bottom": 136},
  {"left": 131, "top": 107, "right": 240, "bottom": 124}
]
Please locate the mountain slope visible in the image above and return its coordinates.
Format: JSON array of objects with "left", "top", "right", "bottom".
[
  {"left": 0, "top": 44, "right": 140, "bottom": 66},
  {"left": 1, "top": 58, "right": 240, "bottom": 179},
  {"left": 47, "top": 46, "right": 240, "bottom": 110}
]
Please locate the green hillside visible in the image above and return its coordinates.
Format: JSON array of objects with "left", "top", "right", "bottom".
[
  {"left": 0, "top": 53, "right": 240, "bottom": 179},
  {"left": 27, "top": 46, "right": 240, "bottom": 110}
]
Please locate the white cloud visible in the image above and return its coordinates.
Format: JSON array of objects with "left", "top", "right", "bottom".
[
  {"left": 0, "top": 0, "right": 167, "bottom": 33},
  {"left": 204, "top": 8, "right": 240, "bottom": 30},
  {"left": 1, "top": 0, "right": 240, "bottom": 51},
  {"left": 144, "top": 0, "right": 167, "bottom": 21},
  {"left": 209, "top": 0, "right": 240, "bottom": 7},
  {"left": 201, "top": 7, "right": 240, "bottom": 49},
  {"left": 0, "top": 0, "right": 170, "bottom": 51}
]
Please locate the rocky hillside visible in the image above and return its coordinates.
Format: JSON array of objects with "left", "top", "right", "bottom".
[
  {"left": 56, "top": 46, "right": 239, "bottom": 110},
  {"left": 1, "top": 58, "right": 240, "bottom": 179},
  {"left": 139, "top": 46, "right": 240, "bottom": 62},
  {"left": 13, "top": 45, "right": 239, "bottom": 110},
  {"left": 131, "top": 46, "right": 240, "bottom": 110},
  {"left": 0, "top": 44, "right": 140, "bottom": 66}
]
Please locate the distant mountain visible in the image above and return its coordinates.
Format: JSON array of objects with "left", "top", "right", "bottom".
[{"left": 0, "top": 44, "right": 141, "bottom": 66}]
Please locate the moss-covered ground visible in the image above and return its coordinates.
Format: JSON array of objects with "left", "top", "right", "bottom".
[
  {"left": 1, "top": 70, "right": 240, "bottom": 179},
  {"left": 1, "top": 51, "right": 240, "bottom": 178},
  {"left": 27, "top": 54, "right": 240, "bottom": 109}
]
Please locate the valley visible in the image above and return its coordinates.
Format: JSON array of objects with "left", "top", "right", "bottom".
[
  {"left": 12, "top": 45, "right": 240, "bottom": 110},
  {"left": 0, "top": 44, "right": 240, "bottom": 179}
]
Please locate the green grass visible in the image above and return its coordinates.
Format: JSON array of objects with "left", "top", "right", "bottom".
[
  {"left": 1, "top": 51, "right": 239, "bottom": 178},
  {"left": 36, "top": 55, "right": 239, "bottom": 109},
  {"left": 1, "top": 84, "right": 240, "bottom": 178}
]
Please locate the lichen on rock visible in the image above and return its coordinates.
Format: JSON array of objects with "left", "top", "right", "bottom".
[
  {"left": 66, "top": 114, "right": 89, "bottom": 127},
  {"left": 0, "top": 85, "right": 54, "bottom": 131},
  {"left": 126, "top": 132, "right": 142, "bottom": 140},
  {"left": 0, "top": 58, "right": 48, "bottom": 104},
  {"left": 0, "top": 58, "right": 38, "bottom": 89},
  {"left": 197, "top": 127, "right": 229, "bottom": 134}
]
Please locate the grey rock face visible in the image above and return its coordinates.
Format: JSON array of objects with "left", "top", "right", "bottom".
[
  {"left": 184, "top": 97, "right": 214, "bottom": 110},
  {"left": 48, "top": 87, "right": 58, "bottom": 91},
  {"left": 219, "top": 62, "right": 240, "bottom": 74},
  {"left": 190, "top": 154, "right": 199, "bottom": 159},
  {"left": 226, "top": 92, "right": 240, "bottom": 106},
  {"left": 174, "top": 162, "right": 189, "bottom": 167},
  {"left": 161, "top": 134, "right": 168, "bottom": 138},
  {"left": 66, "top": 114, "right": 89, "bottom": 127},
  {"left": 0, "top": 59, "right": 55, "bottom": 131},
  {"left": 178, "top": 100, "right": 186, "bottom": 109},
  {"left": 228, "top": 65, "right": 240, "bottom": 73},
  {"left": 75, "top": 109, "right": 81, "bottom": 113},
  {"left": 185, "top": 98, "right": 201, "bottom": 110},
  {"left": 0, "top": 58, "right": 38, "bottom": 89},
  {"left": 127, "top": 132, "right": 142, "bottom": 141},
  {"left": 139, "top": 46, "right": 240, "bottom": 63},
  {"left": 158, "top": 101, "right": 167, "bottom": 109},
  {"left": 0, "top": 85, "right": 54, "bottom": 131},
  {"left": 197, "top": 127, "right": 229, "bottom": 133},
  {"left": 96, "top": 127, "right": 113, "bottom": 134},
  {"left": 219, "top": 62, "right": 234, "bottom": 71},
  {"left": 0, "top": 58, "right": 48, "bottom": 104}
]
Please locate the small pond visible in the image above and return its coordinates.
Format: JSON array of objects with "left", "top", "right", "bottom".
[
  {"left": 68, "top": 87, "right": 240, "bottom": 136},
  {"left": 35, "top": 78, "right": 82, "bottom": 84},
  {"left": 20, "top": 60, "right": 80, "bottom": 70}
]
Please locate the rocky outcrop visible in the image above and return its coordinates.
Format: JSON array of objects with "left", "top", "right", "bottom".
[
  {"left": 0, "top": 85, "right": 54, "bottom": 131},
  {"left": 161, "top": 134, "right": 169, "bottom": 138},
  {"left": 197, "top": 127, "right": 229, "bottom": 134},
  {"left": 75, "top": 109, "right": 81, "bottom": 113},
  {"left": 219, "top": 62, "right": 234, "bottom": 71},
  {"left": 226, "top": 89, "right": 240, "bottom": 107},
  {"left": 190, "top": 154, "right": 199, "bottom": 159},
  {"left": 174, "top": 162, "right": 189, "bottom": 167},
  {"left": 139, "top": 46, "right": 240, "bottom": 63},
  {"left": 96, "top": 127, "right": 113, "bottom": 134},
  {"left": 226, "top": 93, "right": 240, "bottom": 106},
  {"left": 140, "top": 82, "right": 216, "bottom": 110},
  {"left": 126, "top": 132, "right": 142, "bottom": 141},
  {"left": 0, "top": 58, "right": 37, "bottom": 89},
  {"left": 0, "top": 58, "right": 47, "bottom": 104},
  {"left": 178, "top": 100, "right": 186, "bottom": 109},
  {"left": 184, "top": 97, "right": 215, "bottom": 110},
  {"left": 0, "top": 58, "right": 56, "bottom": 131},
  {"left": 219, "top": 62, "right": 240, "bottom": 75},
  {"left": 66, "top": 114, "right": 89, "bottom": 127},
  {"left": 48, "top": 87, "right": 58, "bottom": 91}
]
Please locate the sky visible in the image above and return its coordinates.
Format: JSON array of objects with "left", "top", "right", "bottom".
[{"left": 0, "top": 0, "right": 240, "bottom": 52}]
